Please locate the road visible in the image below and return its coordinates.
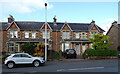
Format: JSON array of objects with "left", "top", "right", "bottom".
[{"left": 1, "top": 59, "right": 119, "bottom": 73}]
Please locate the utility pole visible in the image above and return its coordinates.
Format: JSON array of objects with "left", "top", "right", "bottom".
[{"left": 44, "top": 3, "right": 47, "bottom": 61}]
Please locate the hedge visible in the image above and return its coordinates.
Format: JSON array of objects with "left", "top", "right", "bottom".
[{"left": 82, "top": 49, "right": 117, "bottom": 59}]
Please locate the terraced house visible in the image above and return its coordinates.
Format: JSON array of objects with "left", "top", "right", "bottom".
[{"left": 0, "top": 15, "right": 105, "bottom": 55}]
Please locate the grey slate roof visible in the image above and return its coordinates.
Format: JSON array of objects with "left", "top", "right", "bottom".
[
  {"left": 0, "top": 22, "right": 10, "bottom": 30},
  {"left": 1, "top": 21, "right": 105, "bottom": 32},
  {"left": 68, "top": 23, "right": 90, "bottom": 31},
  {"left": 15, "top": 21, "right": 44, "bottom": 30}
]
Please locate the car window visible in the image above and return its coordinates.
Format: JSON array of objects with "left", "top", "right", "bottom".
[
  {"left": 21, "top": 54, "right": 30, "bottom": 58},
  {"left": 13, "top": 54, "right": 21, "bottom": 57},
  {"left": 68, "top": 50, "right": 74, "bottom": 52}
]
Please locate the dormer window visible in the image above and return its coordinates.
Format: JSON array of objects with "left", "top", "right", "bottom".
[{"left": 9, "top": 30, "right": 18, "bottom": 38}]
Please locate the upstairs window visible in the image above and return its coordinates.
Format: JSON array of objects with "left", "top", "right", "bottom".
[
  {"left": 62, "top": 31, "right": 70, "bottom": 39},
  {"left": 25, "top": 32, "right": 29, "bottom": 38},
  {"left": 75, "top": 33, "right": 80, "bottom": 39},
  {"left": 9, "top": 31, "right": 18, "bottom": 38},
  {"left": 32, "top": 32, "right": 36, "bottom": 39},
  {"left": 90, "top": 31, "right": 98, "bottom": 38},
  {"left": 81, "top": 32, "right": 86, "bottom": 39},
  {"left": 42, "top": 30, "right": 50, "bottom": 39}
]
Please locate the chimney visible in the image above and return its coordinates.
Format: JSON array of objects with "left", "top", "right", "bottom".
[
  {"left": 8, "top": 15, "right": 14, "bottom": 23},
  {"left": 90, "top": 20, "right": 95, "bottom": 25},
  {"left": 112, "top": 21, "right": 117, "bottom": 25},
  {"left": 53, "top": 15, "right": 57, "bottom": 26}
]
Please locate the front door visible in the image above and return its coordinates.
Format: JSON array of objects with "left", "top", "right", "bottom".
[{"left": 75, "top": 44, "right": 80, "bottom": 55}]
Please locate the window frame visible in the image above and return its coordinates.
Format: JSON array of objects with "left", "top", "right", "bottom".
[{"left": 25, "top": 32, "right": 29, "bottom": 38}]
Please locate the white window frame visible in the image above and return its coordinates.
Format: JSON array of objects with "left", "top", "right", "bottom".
[
  {"left": 62, "top": 43, "right": 70, "bottom": 52},
  {"left": 25, "top": 32, "right": 29, "bottom": 38},
  {"left": 62, "top": 31, "right": 70, "bottom": 39},
  {"left": 9, "top": 30, "right": 18, "bottom": 38},
  {"left": 32, "top": 32, "right": 36, "bottom": 39},
  {"left": 42, "top": 30, "right": 50, "bottom": 39},
  {"left": 81, "top": 32, "right": 86, "bottom": 39},
  {"left": 8, "top": 43, "right": 19, "bottom": 52},
  {"left": 90, "top": 31, "right": 98, "bottom": 38},
  {"left": 75, "top": 33, "right": 80, "bottom": 39}
]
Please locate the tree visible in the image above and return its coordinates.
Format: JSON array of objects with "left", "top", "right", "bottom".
[
  {"left": 89, "top": 34, "right": 112, "bottom": 50},
  {"left": 21, "top": 43, "right": 36, "bottom": 55}
]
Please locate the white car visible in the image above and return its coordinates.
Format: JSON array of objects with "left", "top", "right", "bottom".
[{"left": 4, "top": 53, "right": 45, "bottom": 69}]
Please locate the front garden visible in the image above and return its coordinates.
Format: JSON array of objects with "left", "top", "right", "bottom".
[{"left": 82, "top": 34, "right": 118, "bottom": 59}]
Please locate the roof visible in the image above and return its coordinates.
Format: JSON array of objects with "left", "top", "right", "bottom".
[
  {"left": 0, "top": 22, "right": 10, "bottom": 30},
  {"left": 1, "top": 21, "right": 105, "bottom": 32},
  {"left": 106, "top": 24, "right": 120, "bottom": 35},
  {"left": 15, "top": 21, "right": 44, "bottom": 30}
]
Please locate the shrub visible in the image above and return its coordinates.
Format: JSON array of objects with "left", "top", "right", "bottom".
[
  {"left": 82, "top": 49, "right": 117, "bottom": 59},
  {"left": 47, "top": 50, "right": 60, "bottom": 60}
]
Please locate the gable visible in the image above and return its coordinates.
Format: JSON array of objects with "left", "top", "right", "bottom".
[
  {"left": 90, "top": 25, "right": 100, "bottom": 32},
  {"left": 61, "top": 24, "right": 72, "bottom": 31},
  {"left": 40, "top": 23, "right": 52, "bottom": 30},
  {"left": 6, "top": 22, "right": 20, "bottom": 30},
  {"left": 106, "top": 25, "right": 119, "bottom": 35}
]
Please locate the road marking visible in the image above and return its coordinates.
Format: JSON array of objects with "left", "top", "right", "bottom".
[{"left": 57, "top": 67, "right": 104, "bottom": 71}]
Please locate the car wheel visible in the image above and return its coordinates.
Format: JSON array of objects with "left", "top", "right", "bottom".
[
  {"left": 33, "top": 60, "right": 40, "bottom": 67},
  {"left": 7, "top": 62, "right": 14, "bottom": 69}
]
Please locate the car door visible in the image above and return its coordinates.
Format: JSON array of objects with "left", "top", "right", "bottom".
[
  {"left": 12, "top": 54, "right": 23, "bottom": 64},
  {"left": 21, "top": 54, "right": 33, "bottom": 64}
]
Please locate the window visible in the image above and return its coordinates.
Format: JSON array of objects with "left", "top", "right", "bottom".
[
  {"left": 90, "top": 31, "right": 98, "bottom": 38},
  {"left": 75, "top": 33, "right": 79, "bottom": 39},
  {"left": 81, "top": 32, "right": 86, "bottom": 39},
  {"left": 62, "top": 43, "right": 70, "bottom": 52},
  {"left": 13, "top": 54, "right": 21, "bottom": 57},
  {"left": 9, "top": 31, "right": 18, "bottom": 38},
  {"left": 32, "top": 32, "right": 36, "bottom": 39},
  {"left": 62, "top": 31, "right": 70, "bottom": 39},
  {"left": 8, "top": 43, "right": 19, "bottom": 52},
  {"left": 21, "top": 54, "right": 31, "bottom": 58},
  {"left": 8, "top": 43, "right": 14, "bottom": 52},
  {"left": 25, "top": 32, "right": 29, "bottom": 38},
  {"left": 42, "top": 30, "right": 50, "bottom": 39}
]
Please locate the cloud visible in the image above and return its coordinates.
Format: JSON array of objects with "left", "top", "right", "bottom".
[
  {"left": 98, "top": 18, "right": 117, "bottom": 34},
  {"left": 0, "top": 0, "right": 53, "bottom": 13}
]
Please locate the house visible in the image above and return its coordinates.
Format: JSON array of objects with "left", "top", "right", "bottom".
[
  {"left": 0, "top": 15, "right": 105, "bottom": 55},
  {"left": 106, "top": 21, "right": 120, "bottom": 50}
]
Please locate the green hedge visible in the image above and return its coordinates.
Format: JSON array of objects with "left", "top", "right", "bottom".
[{"left": 82, "top": 49, "right": 117, "bottom": 59}]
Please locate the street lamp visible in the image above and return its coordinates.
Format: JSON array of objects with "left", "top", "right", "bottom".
[{"left": 44, "top": 3, "right": 47, "bottom": 61}]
